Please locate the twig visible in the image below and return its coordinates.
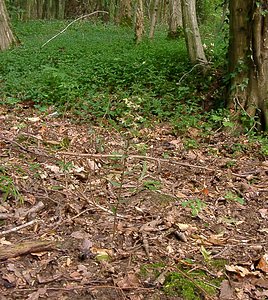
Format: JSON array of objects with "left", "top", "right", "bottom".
[
  {"left": 75, "top": 190, "right": 127, "bottom": 219},
  {"left": 112, "top": 140, "right": 129, "bottom": 239},
  {"left": 0, "top": 134, "right": 52, "bottom": 157},
  {"left": 13, "top": 285, "right": 155, "bottom": 292},
  {"left": 25, "top": 201, "right": 45, "bottom": 218},
  {"left": 169, "top": 266, "right": 215, "bottom": 300},
  {"left": 177, "top": 63, "right": 206, "bottom": 85},
  {"left": 0, "top": 219, "right": 38, "bottom": 236},
  {"left": 41, "top": 11, "right": 109, "bottom": 48},
  {"left": 0, "top": 135, "right": 32, "bottom": 153},
  {"left": 58, "top": 151, "right": 214, "bottom": 171}
]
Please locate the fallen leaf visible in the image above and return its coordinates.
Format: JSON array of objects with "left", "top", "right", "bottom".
[
  {"left": 259, "top": 209, "right": 268, "bottom": 219},
  {"left": 256, "top": 254, "right": 268, "bottom": 273},
  {"left": 44, "top": 164, "right": 60, "bottom": 173},
  {"left": 27, "top": 117, "right": 40, "bottom": 122},
  {"left": 225, "top": 265, "right": 250, "bottom": 277},
  {"left": 255, "top": 290, "right": 268, "bottom": 298},
  {"left": 0, "top": 238, "right": 12, "bottom": 246},
  {"left": 175, "top": 191, "right": 187, "bottom": 198},
  {"left": 219, "top": 280, "right": 234, "bottom": 300},
  {"left": 0, "top": 205, "right": 8, "bottom": 213},
  {"left": 207, "top": 233, "right": 227, "bottom": 245},
  {"left": 26, "top": 288, "right": 47, "bottom": 300},
  {"left": 92, "top": 247, "right": 113, "bottom": 262},
  {"left": 225, "top": 265, "right": 260, "bottom": 277},
  {"left": 116, "top": 272, "right": 140, "bottom": 288},
  {"left": 176, "top": 223, "right": 190, "bottom": 231},
  {"left": 71, "top": 231, "right": 89, "bottom": 239}
]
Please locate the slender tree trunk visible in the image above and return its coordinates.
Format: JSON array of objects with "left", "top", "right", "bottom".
[
  {"left": 168, "top": 0, "right": 182, "bottom": 38},
  {"left": 149, "top": 0, "right": 160, "bottom": 39},
  {"left": 0, "top": 0, "right": 17, "bottom": 51},
  {"left": 118, "top": 0, "right": 132, "bottom": 26},
  {"left": 135, "top": 0, "right": 144, "bottom": 43},
  {"left": 228, "top": 0, "right": 268, "bottom": 131},
  {"left": 181, "top": 0, "right": 207, "bottom": 64},
  {"left": 159, "top": 0, "right": 168, "bottom": 24}
]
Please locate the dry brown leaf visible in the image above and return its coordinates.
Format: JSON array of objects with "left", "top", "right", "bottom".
[
  {"left": 256, "top": 254, "right": 268, "bottom": 273},
  {"left": 225, "top": 265, "right": 260, "bottom": 277},
  {"left": 219, "top": 280, "right": 234, "bottom": 300},
  {"left": 175, "top": 191, "right": 187, "bottom": 198},
  {"left": 259, "top": 209, "right": 268, "bottom": 219},
  {"left": 116, "top": 272, "right": 140, "bottom": 288}
]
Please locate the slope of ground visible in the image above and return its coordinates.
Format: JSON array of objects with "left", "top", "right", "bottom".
[{"left": 0, "top": 105, "right": 267, "bottom": 300}]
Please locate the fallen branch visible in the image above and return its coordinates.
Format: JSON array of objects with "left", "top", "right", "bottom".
[
  {"left": 0, "top": 219, "right": 37, "bottom": 236},
  {"left": 41, "top": 11, "right": 109, "bottom": 48},
  {"left": 0, "top": 134, "right": 52, "bottom": 158},
  {"left": 25, "top": 201, "right": 45, "bottom": 218},
  {"left": 58, "top": 151, "right": 214, "bottom": 171},
  {"left": 76, "top": 190, "right": 127, "bottom": 219},
  {"left": 0, "top": 240, "right": 55, "bottom": 261}
]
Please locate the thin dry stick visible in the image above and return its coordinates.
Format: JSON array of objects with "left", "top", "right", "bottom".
[
  {"left": 169, "top": 266, "right": 215, "bottom": 300},
  {"left": 58, "top": 151, "right": 214, "bottom": 171},
  {"left": 112, "top": 140, "right": 129, "bottom": 239},
  {"left": 41, "top": 11, "right": 109, "bottom": 48},
  {"left": 75, "top": 190, "right": 126, "bottom": 219},
  {"left": 0, "top": 220, "right": 37, "bottom": 236},
  {"left": 0, "top": 134, "right": 52, "bottom": 158}
]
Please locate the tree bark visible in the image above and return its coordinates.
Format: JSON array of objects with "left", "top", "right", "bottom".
[
  {"left": 181, "top": 0, "right": 207, "bottom": 64},
  {"left": 228, "top": 0, "right": 268, "bottom": 130},
  {"left": 118, "top": 0, "right": 132, "bottom": 26},
  {"left": 168, "top": 0, "right": 183, "bottom": 39},
  {"left": 135, "top": 0, "right": 145, "bottom": 44},
  {"left": 149, "top": 0, "right": 160, "bottom": 39},
  {"left": 0, "top": 0, "right": 17, "bottom": 51}
]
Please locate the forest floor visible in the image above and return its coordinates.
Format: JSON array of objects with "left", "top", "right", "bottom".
[{"left": 0, "top": 104, "right": 267, "bottom": 300}]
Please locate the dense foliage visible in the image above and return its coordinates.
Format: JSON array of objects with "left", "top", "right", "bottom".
[{"left": 0, "top": 20, "right": 227, "bottom": 130}]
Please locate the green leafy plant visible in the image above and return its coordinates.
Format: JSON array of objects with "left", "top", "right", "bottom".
[
  {"left": 224, "top": 191, "right": 245, "bottom": 205},
  {"left": 200, "top": 245, "right": 212, "bottom": 262},
  {"left": 0, "top": 20, "right": 224, "bottom": 131},
  {"left": 181, "top": 198, "right": 206, "bottom": 217},
  {"left": 57, "top": 160, "right": 74, "bottom": 172},
  {"left": 0, "top": 168, "right": 23, "bottom": 202},
  {"left": 184, "top": 138, "right": 199, "bottom": 149},
  {"left": 143, "top": 180, "right": 161, "bottom": 191}
]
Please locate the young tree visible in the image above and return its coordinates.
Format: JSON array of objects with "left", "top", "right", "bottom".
[
  {"left": 228, "top": 0, "right": 268, "bottom": 131},
  {"left": 181, "top": 0, "right": 207, "bottom": 64},
  {"left": 0, "top": 0, "right": 17, "bottom": 51}
]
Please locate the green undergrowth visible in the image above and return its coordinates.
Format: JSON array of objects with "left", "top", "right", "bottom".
[
  {"left": 0, "top": 20, "right": 225, "bottom": 125},
  {"left": 0, "top": 20, "right": 267, "bottom": 149},
  {"left": 0, "top": 166, "right": 23, "bottom": 203},
  {"left": 140, "top": 260, "right": 224, "bottom": 299}
]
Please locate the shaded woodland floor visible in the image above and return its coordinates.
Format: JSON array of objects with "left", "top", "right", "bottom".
[{"left": 0, "top": 104, "right": 267, "bottom": 300}]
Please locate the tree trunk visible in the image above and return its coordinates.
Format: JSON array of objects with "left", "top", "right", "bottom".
[
  {"left": 181, "top": 0, "right": 207, "bottom": 64},
  {"left": 135, "top": 0, "right": 144, "bottom": 43},
  {"left": 228, "top": 0, "right": 268, "bottom": 131},
  {"left": 149, "top": 0, "right": 160, "bottom": 39},
  {"left": 0, "top": 0, "right": 17, "bottom": 51},
  {"left": 118, "top": 0, "right": 132, "bottom": 26},
  {"left": 168, "top": 0, "right": 183, "bottom": 39}
]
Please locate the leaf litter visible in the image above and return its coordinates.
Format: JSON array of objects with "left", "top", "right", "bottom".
[{"left": 0, "top": 105, "right": 267, "bottom": 300}]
